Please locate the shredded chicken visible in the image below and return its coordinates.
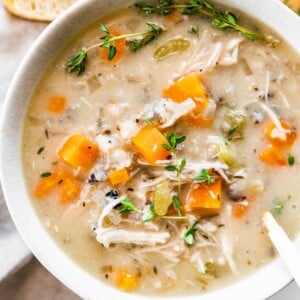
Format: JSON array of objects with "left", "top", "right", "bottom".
[
  {"left": 177, "top": 31, "right": 242, "bottom": 78},
  {"left": 96, "top": 228, "right": 170, "bottom": 248},
  {"left": 259, "top": 102, "right": 291, "bottom": 137},
  {"left": 144, "top": 98, "right": 196, "bottom": 128},
  {"left": 218, "top": 37, "right": 244, "bottom": 66}
]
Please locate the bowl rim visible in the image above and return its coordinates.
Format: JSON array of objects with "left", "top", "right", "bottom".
[{"left": 1, "top": 0, "right": 300, "bottom": 299}]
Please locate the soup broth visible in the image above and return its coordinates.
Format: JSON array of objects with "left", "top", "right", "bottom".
[{"left": 23, "top": 1, "right": 300, "bottom": 295}]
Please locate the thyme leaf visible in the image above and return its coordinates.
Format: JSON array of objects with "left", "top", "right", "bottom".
[
  {"left": 127, "top": 22, "right": 164, "bottom": 52},
  {"left": 144, "top": 118, "right": 155, "bottom": 128},
  {"left": 172, "top": 195, "right": 182, "bottom": 215},
  {"left": 162, "top": 132, "right": 186, "bottom": 153},
  {"left": 40, "top": 172, "right": 52, "bottom": 178},
  {"left": 288, "top": 154, "right": 295, "bottom": 166},
  {"left": 136, "top": 0, "right": 174, "bottom": 15},
  {"left": 118, "top": 199, "right": 143, "bottom": 214},
  {"left": 65, "top": 50, "right": 87, "bottom": 75},
  {"left": 193, "top": 169, "right": 213, "bottom": 185},
  {"left": 66, "top": 22, "right": 165, "bottom": 75},
  {"left": 274, "top": 202, "right": 285, "bottom": 215},
  {"left": 184, "top": 221, "right": 199, "bottom": 245},
  {"left": 37, "top": 146, "right": 45, "bottom": 155}
]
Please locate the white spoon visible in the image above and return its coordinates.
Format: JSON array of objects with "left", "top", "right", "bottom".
[{"left": 263, "top": 211, "right": 300, "bottom": 288}]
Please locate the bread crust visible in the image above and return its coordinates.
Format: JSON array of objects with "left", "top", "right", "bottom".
[{"left": 3, "top": 0, "right": 77, "bottom": 22}]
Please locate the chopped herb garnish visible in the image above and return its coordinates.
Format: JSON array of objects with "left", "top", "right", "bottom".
[
  {"left": 274, "top": 202, "right": 285, "bottom": 215},
  {"left": 118, "top": 199, "right": 143, "bottom": 214},
  {"left": 37, "top": 146, "right": 45, "bottom": 154},
  {"left": 162, "top": 132, "right": 186, "bottom": 216},
  {"left": 40, "top": 172, "right": 52, "bottom": 178},
  {"left": 144, "top": 118, "right": 155, "bottom": 128},
  {"left": 172, "top": 195, "right": 182, "bottom": 216},
  {"left": 288, "top": 154, "right": 295, "bottom": 166},
  {"left": 224, "top": 110, "right": 246, "bottom": 141},
  {"left": 127, "top": 23, "right": 164, "bottom": 52},
  {"left": 184, "top": 221, "right": 199, "bottom": 245},
  {"left": 143, "top": 202, "right": 156, "bottom": 222},
  {"left": 162, "top": 132, "right": 186, "bottom": 153},
  {"left": 188, "top": 25, "right": 198, "bottom": 34},
  {"left": 136, "top": 0, "right": 278, "bottom": 45},
  {"left": 136, "top": 0, "right": 175, "bottom": 15},
  {"left": 66, "top": 22, "right": 165, "bottom": 75},
  {"left": 166, "top": 158, "right": 186, "bottom": 176},
  {"left": 143, "top": 201, "right": 187, "bottom": 222},
  {"left": 45, "top": 129, "right": 49, "bottom": 139},
  {"left": 193, "top": 169, "right": 212, "bottom": 185}
]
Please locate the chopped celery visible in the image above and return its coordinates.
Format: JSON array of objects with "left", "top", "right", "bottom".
[
  {"left": 224, "top": 110, "right": 246, "bottom": 141},
  {"left": 218, "top": 141, "right": 237, "bottom": 166},
  {"left": 154, "top": 38, "right": 190, "bottom": 60},
  {"left": 153, "top": 180, "right": 172, "bottom": 216}
]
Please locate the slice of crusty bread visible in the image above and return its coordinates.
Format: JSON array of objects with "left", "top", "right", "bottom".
[
  {"left": 3, "top": 0, "right": 77, "bottom": 22},
  {"left": 284, "top": 0, "right": 300, "bottom": 11}
]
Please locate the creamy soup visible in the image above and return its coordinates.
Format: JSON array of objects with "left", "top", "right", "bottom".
[{"left": 23, "top": 0, "right": 300, "bottom": 295}]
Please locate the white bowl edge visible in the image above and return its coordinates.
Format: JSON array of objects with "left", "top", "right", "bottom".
[{"left": 1, "top": 0, "right": 300, "bottom": 299}]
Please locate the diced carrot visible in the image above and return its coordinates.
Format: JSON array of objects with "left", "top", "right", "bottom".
[
  {"left": 163, "top": 75, "right": 210, "bottom": 126},
  {"left": 264, "top": 120, "right": 297, "bottom": 150},
  {"left": 164, "top": 11, "right": 182, "bottom": 24},
  {"left": 259, "top": 144, "right": 287, "bottom": 166},
  {"left": 58, "top": 134, "right": 100, "bottom": 169},
  {"left": 184, "top": 179, "right": 222, "bottom": 214},
  {"left": 100, "top": 28, "right": 125, "bottom": 63},
  {"left": 47, "top": 96, "right": 66, "bottom": 114},
  {"left": 232, "top": 203, "right": 249, "bottom": 218},
  {"left": 163, "top": 74, "right": 207, "bottom": 104},
  {"left": 60, "top": 177, "right": 81, "bottom": 204},
  {"left": 108, "top": 168, "right": 130, "bottom": 185},
  {"left": 132, "top": 125, "right": 171, "bottom": 165},
  {"left": 34, "top": 171, "right": 63, "bottom": 198},
  {"left": 115, "top": 269, "right": 139, "bottom": 292}
]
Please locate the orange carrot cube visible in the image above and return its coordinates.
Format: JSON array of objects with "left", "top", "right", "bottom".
[
  {"left": 100, "top": 28, "right": 125, "bottom": 63},
  {"left": 47, "top": 96, "right": 66, "bottom": 114},
  {"left": 264, "top": 120, "right": 297, "bottom": 150},
  {"left": 185, "top": 179, "right": 222, "bottom": 214},
  {"left": 163, "top": 75, "right": 210, "bottom": 126},
  {"left": 259, "top": 144, "right": 287, "bottom": 166},
  {"left": 60, "top": 177, "right": 81, "bottom": 203},
  {"left": 58, "top": 134, "right": 100, "bottom": 169},
  {"left": 232, "top": 203, "right": 249, "bottom": 218},
  {"left": 108, "top": 168, "right": 130, "bottom": 185},
  {"left": 34, "top": 172, "right": 62, "bottom": 198},
  {"left": 132, "top": 126, "right": 171, "bottom": 165},
  {"left": 115, "top": 269, "right": 139, "bottom": 292}
]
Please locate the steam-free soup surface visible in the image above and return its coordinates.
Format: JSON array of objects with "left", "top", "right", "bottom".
[{"left": 23, "top": 1, "right": 300, "bottom": 295}]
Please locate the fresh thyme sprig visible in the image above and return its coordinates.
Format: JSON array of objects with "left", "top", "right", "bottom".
[
  {"left": 136, "top": 0, "right": 278, "bottom": 46},
  {"left": 66, "top": 22, "right": 165, "bottom": 75},
  {"left": 162, "top": 132, "right": 186, "bottom": 216},
  {"left": 162, "top": 132, "right": 186, "bottom": 153}
]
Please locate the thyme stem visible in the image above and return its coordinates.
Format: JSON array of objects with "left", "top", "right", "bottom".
[
  {"left": 136, "top": 0, "right": 278, "bottom": 46},
  {"left": 66, "top": 22, "right": 165, "bottom": 75}
]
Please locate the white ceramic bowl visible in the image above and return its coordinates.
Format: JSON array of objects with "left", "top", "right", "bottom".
[{"left": 1, "top": 0, "right": 300, "bottom": 299}]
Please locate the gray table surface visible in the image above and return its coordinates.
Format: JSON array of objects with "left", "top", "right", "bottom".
[{"left": 0, "top": 2, "right": 299, "bottom": 299}]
